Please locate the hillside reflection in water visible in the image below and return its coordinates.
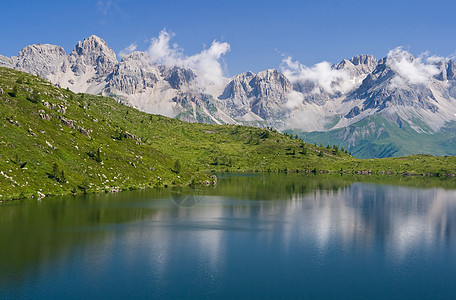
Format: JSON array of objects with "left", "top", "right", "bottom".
[{"left": 1, "top": 174, "right": 455, "bottom": 299}]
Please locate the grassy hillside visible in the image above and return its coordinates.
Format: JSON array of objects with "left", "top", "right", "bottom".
[
  {"left": 1, "top": 67, "right": 456, "bottom": 201},
  {"left": 297, "top": 114, "right": 456, "bottom": 159}
]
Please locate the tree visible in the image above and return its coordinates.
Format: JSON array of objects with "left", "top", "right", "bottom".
[
  {"left": 30, "top": 89, "right": 41, "bottom": 103},
  {"left": 52, "top": 163, "right": 60, "bottom": 179},
  {"left": 16, "top": 76, "right": 24, "bottom": 84},
  {"left": 87, "top": 148, "right": 102, "bottom": 162},
  {"left": 49, "top": 163, "right": 65, "bottom": 183},
  {"left": 78, "top": 179, "right": 89, "bottom": 194},
  {"left": 173, "top": 159, "right": 181, "bottom": 174},
  {"left": 60, "top": 170, "right": 66, "bottom": 183},
  {"left": 10, "top": 84, "right": 19, "bottom": 97},
  {"left": 95, "top": 148, "right": 102, "bottom": 162}
]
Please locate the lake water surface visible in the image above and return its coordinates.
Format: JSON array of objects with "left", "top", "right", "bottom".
[{"left": 1, "top": 174, "right": 456, "bottom": 299}]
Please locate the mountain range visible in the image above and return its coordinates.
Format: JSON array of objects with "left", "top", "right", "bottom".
[{"left": 2, "top": 35, "right": 456, "bottom": 158}]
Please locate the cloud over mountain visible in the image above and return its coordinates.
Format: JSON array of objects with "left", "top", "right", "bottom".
[
  {"left": 146, "top": 30, "right": 230, "bottom": 93},
  {"left": 386, "top": 47, "right": 440, "bottom": 87},
  {"left": 280, "top": 56, "right": 354, "bottom": 95},
  {"left": 119, "top": 43, "right": 137, "bottom": 59}
]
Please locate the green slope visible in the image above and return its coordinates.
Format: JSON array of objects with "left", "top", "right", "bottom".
[
  {"left": 298, "top": 114, "right": 456, "bottom": 159},
  {"left": 1, "top": 67, "right": 456, "bottom": 201}
]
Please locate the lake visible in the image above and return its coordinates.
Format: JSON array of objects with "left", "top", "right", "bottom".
[{"left": 1, "top": 174, "right": 456, "bottom": 299}]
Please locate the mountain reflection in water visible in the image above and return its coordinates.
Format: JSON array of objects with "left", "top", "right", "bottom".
[{"left": 1, "top": 174, "right": 455, "bottom": 299}]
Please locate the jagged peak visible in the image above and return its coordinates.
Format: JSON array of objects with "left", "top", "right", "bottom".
[
  {"left": 72, "top": 35, "right": 116, "bottom": 58},
  {"left": 86, "top": 34, "right": 107, "bottom": 43},
  {"left": 350, "top": 54, "right": 377, "bottom": 66},
  {"left": 334, "top": 59, "right": 354, "bottom": 69},
  {"left": 334, "top": 54, "right": 377, "bottom": 70},
  {"left": 258, "top": 68, "right": 280, "bottom": 75},
  {"left": 18, "top": 43, "right": 66, "bottom": 56},
  {"left": 256, "top": 69, "right": 287, "bottom": 81},
  {"left": 385, "top": 48, "right": 415, "bottom": 63},
  {"left": 80, "top": 35, "right": 109, "bottom": 48},
  {"left": 120, "top": 51, "right": 151, "bottom": 63},
  {"left": 230, "top": 71, "right": 256, "bottom": 80}
]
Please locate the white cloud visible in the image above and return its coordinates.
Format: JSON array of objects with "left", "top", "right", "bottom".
[
  {"left": 386, "top": 47, "right": 440, "bottom": 87},
  {"left": 119, "top": 43, "right": 137, "bottom": 59},
  {"left": 285, "top": 90, "right": 304, "bottom": 109},
  {"left": 146, "top": 30, "right": 230, "bottom": 93},
  {"left": 147, "top": 30, "right": 180, "bottom": 65},
  {"left": 280, "top": 56, "right": 354, "bottom": 95}
]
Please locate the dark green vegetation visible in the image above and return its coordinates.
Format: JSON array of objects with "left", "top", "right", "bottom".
[
  {"left": 298, "top": 114, "right": 456, "bottom": 159},
  {"left": 1, "top": 67, "right": 456, "bottom": 201}
]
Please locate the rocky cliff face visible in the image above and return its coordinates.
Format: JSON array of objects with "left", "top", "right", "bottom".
[
  {"left": 339, "top": 52, "right": 456, "bottom": 133},
  {"left": 68, "top": 35, "right": 118, "bottom": 77},
  {"left": 105, "top": 51, "right": 159, "bottom": 95},
  {"left": 219, "top": 69, "right": 291, "bottom": 126},
  {"left": 0, "top": 54, "right": 13, "bottom": 68},
  {"left": 15, "top": 44, "right": 68, "bottom": 78},
  {"left": 3, "top": 36, "right": 456, "bottom": 157},
  {"left": 334, "top": 54, "right": 378, "bottom": 78}
]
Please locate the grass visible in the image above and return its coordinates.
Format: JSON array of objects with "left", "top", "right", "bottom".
[{"left": 1, "top": 67, "right": 456, "bottom": 201}]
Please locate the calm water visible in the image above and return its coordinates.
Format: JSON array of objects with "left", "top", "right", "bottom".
[{"left": 1, "top": 174, "right": 456, "bottom": 299}]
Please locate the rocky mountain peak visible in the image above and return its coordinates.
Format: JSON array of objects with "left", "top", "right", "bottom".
[
  {"left": 334, "top": 54, "right": 378, "bottom": 77},
  {"left": 252, "top": 69, "right": 290, "bottom": 94},
  {"left": 435, "top": 59, "right": 456, "bottom": 81},
  {"left": 219, "top": 71, "right": 256, "bottom": 100},
  {"left": 106, "top": 51, "right": 158, "bottom": 95},
  {"left": 162, "top": 66, "right": 196, "bottom": 90},
  {"left": 121, "top": 51, "right": 151, "bottom": 63},
  {"left": 351, "top": 54, "right": 377, "bottom": 67},
  {"left": 445, "top": 60, "right": 456, "bottom": 80},
  {"left": 0, "top": 55, "right": 13, "bottom": 68},
  {"left": 385, "top": 48, "right": 415, "bottom": 63},
  {"left": 353, "top": 55, "right": 439, "bottom": 116},
  {"left": 256, "top": 69, "right": 283, "bottom": 80},
  {"left": 18, "top": 43, "right": 66, "bottom": 57},
  {"left": 72, "top": 35, "right": 112, "bottom": 56},
  {"left": 69, "top": 35, "right": 118, "bottom": 76},
  {"left": 15, "top": 44, "right": 68, "bottom": 78}
]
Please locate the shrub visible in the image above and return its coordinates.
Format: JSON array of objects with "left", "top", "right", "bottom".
[
  {"left": 49, "top": 163, "right": 66, "bottom": 183},
  {"left": 9, "top": 84, "right": 19, "bottom": 97},
  {"left": 87, "top": 148, "right": 102, "bottom": 162},
  {"left": 173, "top": 159, "right": 181, "bottom": 174},
  {"left": 29, "top": 90, "right": 41, "bottom": 103}
]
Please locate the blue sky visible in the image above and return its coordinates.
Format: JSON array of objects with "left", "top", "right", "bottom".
[{"left": 1, "top": 0, "right": 456, "bottom": 76}]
